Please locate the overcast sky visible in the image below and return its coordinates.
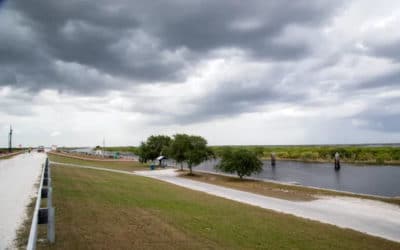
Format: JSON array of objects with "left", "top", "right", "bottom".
[{"left": 1, "top": 0, "right": 400, "bottom": 147}]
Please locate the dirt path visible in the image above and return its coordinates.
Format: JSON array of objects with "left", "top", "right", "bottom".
[{"left": 51, "top": 162, "right": 400, "bottom": 243}]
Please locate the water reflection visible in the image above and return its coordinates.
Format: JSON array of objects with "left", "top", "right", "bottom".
[{"left": 334, "top": 168, "right": 341, "bottom": 187}]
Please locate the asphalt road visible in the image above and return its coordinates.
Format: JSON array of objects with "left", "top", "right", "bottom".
[{"left": 0, "top": 152, "right": 46, "bottom": 249}]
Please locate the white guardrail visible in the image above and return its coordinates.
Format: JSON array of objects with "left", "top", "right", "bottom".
[{"left": 27, "top": 158, "right": 55, "bottom": 249}]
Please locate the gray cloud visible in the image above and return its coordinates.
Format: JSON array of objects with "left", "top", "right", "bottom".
[
  {"left": 1, "top": 0, "right": 344, "bottom": 94},
  {"left": 353, "top": 70, "right": 400, "bottom": 91},
  {"left": 369, "top": 39, "right": 400, "bottom": 63},
  {"left": 353, "top": 96, "right": 400, "bottom": 132},
  {"left": 1, "top": 0, "right": 400, "bottom": 140}
]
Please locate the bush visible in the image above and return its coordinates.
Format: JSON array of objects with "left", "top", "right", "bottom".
[{"left": 216, "top": 149, "right": 263, "bottom": 179}]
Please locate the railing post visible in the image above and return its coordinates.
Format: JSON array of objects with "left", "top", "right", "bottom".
[
  {"left": 47, "top": 186, "right": 55, "bottom": 243},
  {"left": 46, "top": 161, "right": 55, "bottom": 243},
  {"left": 27, "top": 157, "right": 55, "bottom": 249}
]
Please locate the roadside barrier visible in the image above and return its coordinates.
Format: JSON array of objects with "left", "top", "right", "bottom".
[{"left": 27, "top": 158, "right": 55, "bottom": 250}]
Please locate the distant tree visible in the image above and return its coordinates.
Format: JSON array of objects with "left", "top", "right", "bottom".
[
  {"left": 138, "top": 135, "right": 172, "bottom": 162},
  {"left": 253, "top": 146, "right": 265, "bottom": 157},
  {"left": 168, "top": 134, "right": 191, "bottom": 170},
  {"left": 216, "top": 148, "right": 263, "bottom": 180},
  {"left": 184, "top": 135, "right": 213, "bottom": 175}
]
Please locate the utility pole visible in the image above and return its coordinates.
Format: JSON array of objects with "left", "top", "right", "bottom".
[
  {"left": 8, "top": 125, "right": 12, "bottom": 153},
  {"left": 102, "top": 137, "right": 105, "bottom": 158}
]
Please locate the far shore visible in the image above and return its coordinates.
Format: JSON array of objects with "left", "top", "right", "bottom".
[{"left": 260, "top": 157, "right": 400, "bottom": 166}]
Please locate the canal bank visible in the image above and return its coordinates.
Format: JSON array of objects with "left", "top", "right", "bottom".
[
  {"left": 0, "top": 152, "right": 46, "bottom": 249},
  {"left": 194, "top": 159, "right": 400, "bottom": 197}
]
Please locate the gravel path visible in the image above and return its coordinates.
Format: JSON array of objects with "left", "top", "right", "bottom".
[{"left": 51, "top": 163, "right": 400, "bottom": 242}]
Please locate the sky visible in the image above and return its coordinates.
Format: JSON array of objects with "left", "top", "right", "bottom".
[{"left": 1, "top": 0, "right": 400, "bottom": 147}]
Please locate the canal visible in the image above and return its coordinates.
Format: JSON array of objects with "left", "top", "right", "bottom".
[
  {"left": 0, "top": 152, "right": 45, "bottom": 249},
  {"left": 195, "top": 159, "right": 400, "bottom": 197}
]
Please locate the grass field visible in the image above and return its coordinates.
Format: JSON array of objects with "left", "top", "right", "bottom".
[
  {"left": 48, "top": 153, "right": 148, "bottom": 171},
  {"left": 35, "top": 165, "right": 400, "bottom": 249}
]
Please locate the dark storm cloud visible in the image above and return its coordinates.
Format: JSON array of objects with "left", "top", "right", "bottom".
[
  {"left": 177, "top": 80, "right": 304, "bottom": 124},
  {"left": 0, "top": 0, "right": 344, "bottom": 94},
  {"left": 146, "top": 1, "right": 337, "bottom": 58},
  {"left": 146, "top": 76, "right": 306, "bottom": 125}
]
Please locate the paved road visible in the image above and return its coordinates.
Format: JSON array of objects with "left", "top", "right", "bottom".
[
  {"left": 0, "top": 152, "right": 46, "bottom": 249},
  {"left": 51, "top": 162, "right": 400, "bottom": 243}
]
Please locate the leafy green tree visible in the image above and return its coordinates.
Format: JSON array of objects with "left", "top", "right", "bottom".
[
  {"left": 185, "top": 135, "right": 213, "bottom": 175},
  {"left": 168, "top": 134, "right": 191, "bottom": 170},
  {"left": 138, "top": 135, "right": 171, "bottom": 162},
  {"left": 216, "top": 148, "right": 263, "bottom": 180}
]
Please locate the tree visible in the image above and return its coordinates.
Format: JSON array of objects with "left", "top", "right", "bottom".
[
  {"left": 137, "top": 141, "right": 150, "bottom": 163},
  {"left": 168, "top": 134, "right": 191, "bottom": 170},
  {"left": 216, "top": 148, "right": 263, "bottom": 180},
  {"left": 184, "top": 135, "right": 213, "bottom": 175},
  {"left": 138, "top": 135, "right": 171, "bottom": 162}
]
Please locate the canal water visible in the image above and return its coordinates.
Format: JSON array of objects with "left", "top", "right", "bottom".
[
  {"left": 0, "top": 152, "right": 45, "bottom": 249},
  {"left": 195, "top": 159, "right": 400, "bottom": 197}
]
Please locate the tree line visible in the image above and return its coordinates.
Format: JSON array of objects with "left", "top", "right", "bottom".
[
  {"left": 211, "top": 145, "right": 400, "bottom": 164},
  {"left": 137, "top": 134, "right": 263, "bottom": 177}
]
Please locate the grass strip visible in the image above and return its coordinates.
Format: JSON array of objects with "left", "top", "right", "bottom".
[
  {"left": 0, "top": 151, "right": 24, "bottom": 160},
  {"left": 36, "top": 165, "right": 400, "bottom": 249},
  {"left": 47, "top": 153, "right": 148, "bottom": 172},
  {"left": 180, "top": 171, "right": 400, "bottom": 205}
]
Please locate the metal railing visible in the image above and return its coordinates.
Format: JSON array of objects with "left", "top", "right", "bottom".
[{"left": 27, "top": 158, "right": 55, "bottom": 249}]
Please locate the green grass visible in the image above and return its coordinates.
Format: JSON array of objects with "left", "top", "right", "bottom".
[
  {"left": 104, "top": 146, "right": 139, "bottom": 154},
  {"left": 37, "top": 165, "right": 400, "bottom": 249},
  {"left": 47, "top": 153, "right": 148, "bottom": 171}
]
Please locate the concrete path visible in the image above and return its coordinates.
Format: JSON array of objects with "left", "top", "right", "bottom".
[
  {"left": 51, "top": 162, "right": 400, "bottom": 243},
  {"left": 0, "top": 152, "right": 46, "bottom": 249}
]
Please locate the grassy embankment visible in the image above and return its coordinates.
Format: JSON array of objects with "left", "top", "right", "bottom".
[
  {"left": 104, "top": 146, "right": 138, "bottom": 154},
  {"left": 47, "top": 152, "right": 148, "bottom": 171},
  {"left": 0, "top": 150, "right": 25, "bottom": 160},
  {"left": 180, "top": 171, "right": 400, "bottom": 205},
  {"left": 35, "top": 159, "right": 400, "bottom": 249}
]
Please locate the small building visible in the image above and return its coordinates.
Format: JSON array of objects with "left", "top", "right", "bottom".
[
  {"left": 95, "top": 149, "right": 103, "bottom": 156},
  {"left": 156, "top": 155, "right": 168, "bottom": 168}
]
